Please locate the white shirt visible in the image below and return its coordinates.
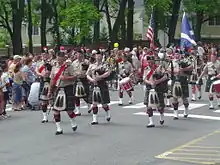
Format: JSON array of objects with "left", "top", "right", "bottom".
[
  {"left": 197, "top": 46, "right": 205, "bottom": 56},
  {"left": 1, "top": 72, "right": 10, "bottom": 92}
]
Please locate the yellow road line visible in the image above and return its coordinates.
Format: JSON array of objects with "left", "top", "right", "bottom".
[
  {"left": 162, "top": 156, "right": 217, "bottom": 165},
  {"left": 186, "top": 145, "right": 220, "bottom": 149},
  {"left": 163, "top": 156, "right": 220, "bottom": 161},
  {"left": 156, "top": 130, "right": 220, "bottom": 160},
  {"left": 176, "top": 149, "right": 220, "bottom": 153},
  {"left": 170, "top": 152, "right": 220, "bottom": 156}
]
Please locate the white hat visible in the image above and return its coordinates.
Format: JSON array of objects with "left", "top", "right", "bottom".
[
  {"left": 92, "top": 50, "right": 97, "bottom": 54},
  {"left": 124, "top": 47, "right": 130, "bottom": 52},
  {"left": 13, "top": 55, "right": 22, "bottom": 60},
  {"left": 133, "top": 47, "right": 137, "bottom": 51}
]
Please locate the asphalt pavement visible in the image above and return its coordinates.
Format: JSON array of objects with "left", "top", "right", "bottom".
[{"left": 1, "top": 85, "right": 220, "bottom": 165}]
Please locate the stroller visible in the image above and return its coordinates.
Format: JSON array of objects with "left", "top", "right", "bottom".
[{"left": 28, "top": 81, "right": 40, "bottom": 110}]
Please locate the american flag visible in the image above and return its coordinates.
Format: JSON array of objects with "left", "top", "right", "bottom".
[{"left": 146, "top": 10, "right": 155, "bottom": 44}]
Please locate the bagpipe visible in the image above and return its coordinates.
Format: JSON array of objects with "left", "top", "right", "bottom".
[{"left": 177, "top": 57, "right": 193, "bottom": 75}]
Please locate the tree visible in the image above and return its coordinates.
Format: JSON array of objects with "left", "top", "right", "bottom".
[
  {"left": 27, "top": 0, "right": 33, "bottom": 53},
  {"left": 144, "top": 0, "right": 172, "bottom": 42},
  {"left": 0, "top": 0, "right": 25, "bottom": 55},
  {"left": 168, "top": 0, "right": 181, "bottom": 44},
  {"left": 183, "top": 0, "right": 220, "bottom": 41},
  {"left": 60, "top": 0, "right": 102, "bottom": 44}
]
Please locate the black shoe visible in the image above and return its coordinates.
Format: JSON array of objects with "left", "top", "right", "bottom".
[
  {"left": 41, "top": 120, "right": 48, "bottom": 123},
  {"left": 118, "top": 103, "right": 123, "bottom": 106},
  {"left": 91, "top": 121, "right": 98, "bottom": 125},
  {"left": 106, "top": 117, "right": 111, "bottom": 122},
  {"left": 55, "top": 130, "right": 63, "bottom": 135},
  {"left": 160, "top": 120, "right": 164, "bottom": 125},
  {"left": 146, "top": 124, "right": 155, "bottom": 128},
  {"left": 173, "top": 117, "right": 179, "bottom": 120},
  {"left": 72, "top": 126, "right": 77, "bottom": 131},
  {"left": 184, "top": 114, "right": 188, "bottom": 118}
]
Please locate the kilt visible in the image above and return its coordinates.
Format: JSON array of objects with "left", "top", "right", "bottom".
[
  {"left": 39, "top": 78, "right": 50, "bottom": 101},
  {"left": 144, "top": 84, "right": 165, "bottom": 108},
  {"left": 74, "top": 77, "right": 90, "bottom": 99},
  {"left": 172, "top": 76, "right": 189, "bottom": 98},
  {"left": 88, "top": 80, "right": 110, "bottom": 104},
  {"left": 205, "top": 76, "right": 216, "bottom": 93},
  {"left": 53, "top": 85, "right": 75, "bottom": 111}
]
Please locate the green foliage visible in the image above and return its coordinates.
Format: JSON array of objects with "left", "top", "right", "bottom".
[
  {"left": 0, "top": 29, "right": 10, "bottom": 47},
  {"left": 144, "top": 0, "right": 172, "bottom": 15},
  {"left": 60, "top": 0, "right": 102, "bottom": 44},
  {"left": 183, "top": 0, "right": 220, "bottom": 18}
]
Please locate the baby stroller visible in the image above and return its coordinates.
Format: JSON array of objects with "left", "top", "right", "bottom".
[{"left": 28, "top": 80, "right": 40, "bottom": 110}]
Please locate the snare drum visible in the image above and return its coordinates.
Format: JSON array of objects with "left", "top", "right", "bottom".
[
  {"left": 211, "top": 80, "right": 220, "bottom": 93},
  {"left": 119, "top": 77, "right": 133, "bottom": 91}
]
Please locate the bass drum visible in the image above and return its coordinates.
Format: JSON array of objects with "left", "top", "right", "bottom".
[{"left": 210, "top": 79, "right": 220, "bottom": 93}]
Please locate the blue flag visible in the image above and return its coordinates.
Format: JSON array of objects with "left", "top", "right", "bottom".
[{"left": 181, "top": 12, "right": 197, "bottom": 49}]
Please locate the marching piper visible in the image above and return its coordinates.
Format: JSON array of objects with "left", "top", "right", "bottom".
[
  {"left": 197, "top": 54, "right": 220, "bottom": 109},
  {"left": 168, "top": 51, "right": 193, "bottom": 119},
  {"left": 190, "top": 49, "right": 204, "bottom": 101},
  {"left": 35, "top": 52, "right": 52, "bottom": 123},
  {"left": 72, "top": 50, "right": 91, "bottom": 115},
  {"left": 48, "top": 52, "right": 78, "bottom": 135},
  {"left": 86, "top": 50, "right": 111, "bottom": 125},
  {"left": 118, "top": 54, "right": 134, "bottom": 105},
  {"left": 143, "top": 56, "right": 168, "bottom": 128}
]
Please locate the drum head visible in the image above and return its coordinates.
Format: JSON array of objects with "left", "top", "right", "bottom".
[{"left": 213, "top": 80, "right": 220, "bottom": 85}]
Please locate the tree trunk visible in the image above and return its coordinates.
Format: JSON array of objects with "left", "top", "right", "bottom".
[
  {"left": 111, "top": 0, "right": 127, "bottom": 43},
  {"left": 104, "top": 0, "right": 112, "bottom": 41},
  {"left": 195, "top": 12, "right": 203, "bottom": 41},
  {"left": 11, "top": 0, "right": 24, "bottom": 55},
  {"left": 40, "top": 0, "right": 47, "bottom": 52},
  {"left": 121, "top": 18, "right": 126, "bottom": 47},
  {"left": 27, "top": 0, "right": 33, "bottom": 54},
  {"left": 93, "top": 0, "right": 100, "bottom": 43},
  {"left": 168, "top": 0, "right": 181, "bottom": 44},
  {"left": 52, "top": 0, "right": 61, "bottom": 49},
  {"left": 126, "top": 0, "right": 134, "bottom": 48}
]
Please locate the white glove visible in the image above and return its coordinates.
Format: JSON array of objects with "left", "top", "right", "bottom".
[
  {"left": 196, "top": 80, "right": 199, "bottom": 84},
  {"left": 210, "top": 76, "right": 215, "bottom": 81}
]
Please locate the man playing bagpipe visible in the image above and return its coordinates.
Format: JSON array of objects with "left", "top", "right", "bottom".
[
  {"left": 167, "top": 51, "right": 193, "bottom": 120},
  {"left": 72, "top": 49, "right": 91, "bottom": 115},
  {"left": 48, "top": 52, "right": 78, "bottom": 135},
  {"left": 86, "top": 50, "right": 111, "bottom": 125},
  {"left": 35, "top": 52, "right": 53, "bottom": 123},
  {"left": 143, "top": 56, "right": 168, "bottom": 128}
]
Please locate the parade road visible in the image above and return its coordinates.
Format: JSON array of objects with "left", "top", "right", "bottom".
[{"left": 1, "top": 85, "right": 220, "bottom": 165}]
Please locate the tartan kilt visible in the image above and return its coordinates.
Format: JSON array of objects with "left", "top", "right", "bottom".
[
  {"left": 74, "top": 77, "right": 90, "bottom": 99},
  {"left": 173, "top": 76, "right": 189, "bottom": 98},
  {"left": 39, "top": 78, "right": 50, "bottom": 101},
  {"left": 144, "top": 84, "right": 165, "bottom": 108},
  {"left": 88, "top": 80, "right": 110, "bottom": 104},
  {"left": 53, "top": 85, "right": 75, "bottom": 111}
]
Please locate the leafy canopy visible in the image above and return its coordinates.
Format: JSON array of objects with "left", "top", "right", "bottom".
[{"left": 60, "top": 0, "right": 102, "bottom": 43}]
